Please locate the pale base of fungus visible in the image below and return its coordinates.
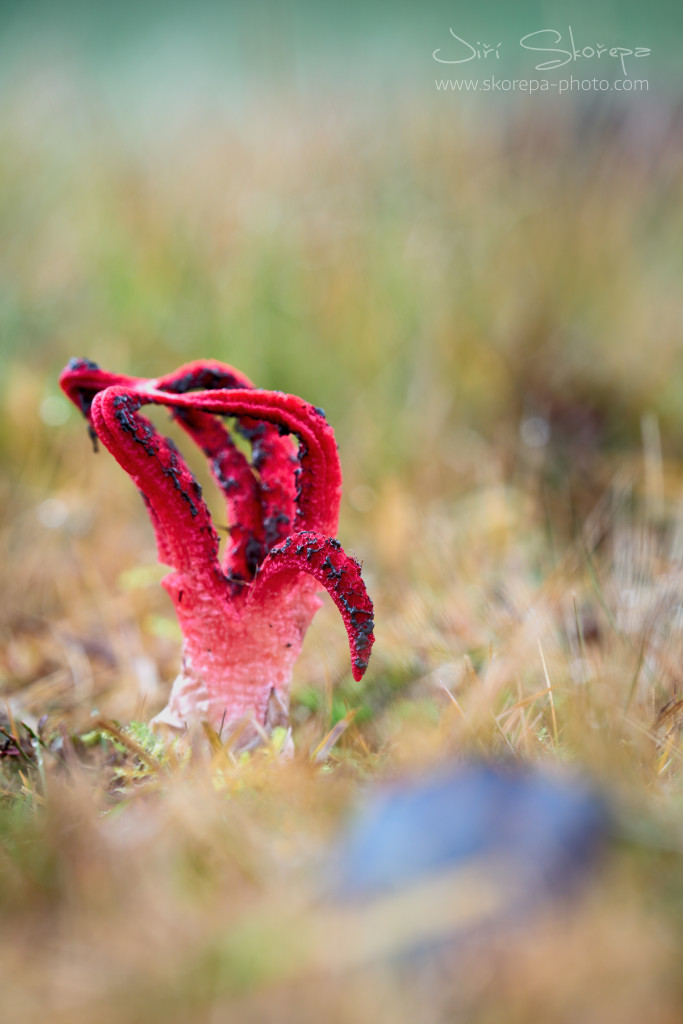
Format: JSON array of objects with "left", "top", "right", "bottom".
[
  {"left": 151, "top": 573, "right": 323, "bottom": 748},
  {"left": 152, "top": 686, "right": 292, "bottom": 753}
]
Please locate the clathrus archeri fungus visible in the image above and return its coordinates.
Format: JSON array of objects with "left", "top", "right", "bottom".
[{"left": 60, "top": 358, "right": 375, "bottom": 744}]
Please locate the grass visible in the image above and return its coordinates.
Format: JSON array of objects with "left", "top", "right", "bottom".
[{"left": 2, "top": 57, "right": 683, "bottom": 1021}]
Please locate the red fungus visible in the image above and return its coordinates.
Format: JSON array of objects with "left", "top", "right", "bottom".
[{"left": 59, "top": 358, "right": 375, "bottom": 744}]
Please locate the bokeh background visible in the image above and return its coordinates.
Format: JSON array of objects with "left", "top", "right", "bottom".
[{"left": 2, "top": 2, "right": 683, "bottom": 1022}]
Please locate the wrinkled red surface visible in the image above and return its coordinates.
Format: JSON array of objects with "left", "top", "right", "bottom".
[{"left": 60, "top": 358, "right": 375, "bottom": 735}]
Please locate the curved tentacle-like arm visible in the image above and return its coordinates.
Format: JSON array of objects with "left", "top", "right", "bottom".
[
  {"left": 59, "top": 359, "right": 143, "bottom": 448},
  {"left": 171, "top": 406, "right": 265, "bottom": 580},
  {"left": 60, "top": 357, "right": 141, "bottom": 409},
  {"left": 234, "top": 416, "right": 297, "bottom": 555},
  {"left": 157, "top": 361, "right": 298, "bottom": 557},
  {"left": 148, "top": 388, "right": 343, "bottom": 537},
  {"left": 61, "top": 359, "right": 303, "bottom": 567},
  {"left": 252, "top": 531, "right": 375, "bottom": 681},
  {"left": 90, "top": 387, "right": 222, "bottom": 582},
  {"left": 61, "top": 359, "right": 273, "bottom": 580},
  {"left": 155, "top": 359, "right": 255, "bottom": 394}
]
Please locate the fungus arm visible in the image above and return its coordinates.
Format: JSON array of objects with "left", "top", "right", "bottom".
[
  {"left": 148, "top": 388, "right": 343, "bottom": 537},
  {"left": 157, "top": 361, "right": 298, "bottom": 556},
  {"left": 253, "top": 531, "right": 375, "bottom": 681},
  {"left": 90, "top": 387, "right": 222, "bottom": 580}
]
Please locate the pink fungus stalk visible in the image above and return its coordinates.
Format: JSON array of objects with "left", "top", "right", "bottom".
[{"left": 60, "top": 358, "right": 375, "bottom": 743}]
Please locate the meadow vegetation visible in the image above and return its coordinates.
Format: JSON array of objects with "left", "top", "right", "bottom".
[{"left": 2, "top": 69, "right": 683, "bottom": 1021}]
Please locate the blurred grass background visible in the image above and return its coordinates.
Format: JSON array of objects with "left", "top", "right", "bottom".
[{"left": 2, "top": 2, "right": 683, "bottom": 1021}]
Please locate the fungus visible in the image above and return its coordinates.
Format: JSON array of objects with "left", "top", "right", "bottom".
[{"left": 60, "top": 358, "right": 375, "bottom": 745}]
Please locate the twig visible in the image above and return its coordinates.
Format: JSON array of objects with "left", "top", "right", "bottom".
[{"left": 538, "top": 640, "right": 559, "bottom": 747}]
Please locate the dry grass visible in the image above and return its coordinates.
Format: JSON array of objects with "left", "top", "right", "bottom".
[{"left": 2, "top": 61, "right": 683, "bottom": 1021}]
